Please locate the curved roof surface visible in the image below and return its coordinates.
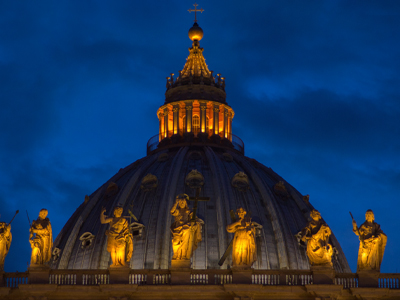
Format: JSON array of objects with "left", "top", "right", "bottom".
[{"left": 52, "top": 145, "right": 351, "bottom": 272}]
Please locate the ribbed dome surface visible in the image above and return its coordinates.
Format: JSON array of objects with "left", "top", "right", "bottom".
[{"left": 52, "top": 145, "right": 351, "bottom": 272}]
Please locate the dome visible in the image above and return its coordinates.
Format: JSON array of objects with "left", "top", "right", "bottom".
[
  {"left": 52, "top": 145, "right": 350, "bottom": 272},
  {"left": 51, "top": 21, "right": 351, "bottom": 273}
]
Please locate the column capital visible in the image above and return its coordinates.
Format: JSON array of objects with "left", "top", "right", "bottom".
[{"left": 186, "top": 106, "right": 193, "bottom": 110}]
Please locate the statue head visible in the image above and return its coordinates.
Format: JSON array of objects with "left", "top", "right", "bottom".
[
  {"left": 236, "top": 207, "right": 247, "bottom": 220},
  {"left": 176, "top": 194, "right": 189, "bottom": 209},
  {"left": 365, "top": 209, "right": 375, "bottom": 222},
  {"left": 113, "top": 207, "right": 123, "bottom": 217},
  {"left": 39, "top": 209, "right": 48, "bottom": 219},
  {"left": 310, "top": 209, "right": 321, "bottom": 221}
]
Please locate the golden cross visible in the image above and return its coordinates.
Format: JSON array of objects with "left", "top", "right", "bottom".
[{"left": 188, "top": 3, "right": 204, "bottom": 23}]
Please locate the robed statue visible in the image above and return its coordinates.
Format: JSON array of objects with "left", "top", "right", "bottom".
[
  {"left": 352, "top": 209, "right": 387, "bottom": 272},
  {"left": 30, "top": 209, "right": 53, "bottom": 266},
  {"left": 100, "top": 207, "right": 133, "bottom": 267},
  {"left": 226, "top": 207, "right": 257, "bottom": 267},
  {"left": 170, "top": 194, "right": 203, "bottom": 261},
  {"left": 0, "top": 222, "right": 12, "bottom": 270},
  {"left": 299, "top": 209, "right": 333, "bottom": 266}
]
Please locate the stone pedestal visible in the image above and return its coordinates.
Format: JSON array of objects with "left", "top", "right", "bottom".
[
  {"left": 0, "top": 271, "right": 4, "bottom": 287},
  {"left": 170, "top": 260, "right": 191, "bottom": 284},
  {"left": 28, "top": 265, "right": 50, "bottom": 284},
  {"left": 311, "top": 265, "right": 335, "bottom": 284},
  {"left": 171, "top": 259, "right": 191, "bottom": 270},
  {"left": 108, "top": 266, "right": 130, "bottom": 284},
  {"left": 357, "top": 270, "right": 380, "bottom": 287},
  {"left": 232, "top": 267, "right": 253, "bottom": 284}
]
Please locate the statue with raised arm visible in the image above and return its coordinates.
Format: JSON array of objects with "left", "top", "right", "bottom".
[
  {"left": 352, "top": 209, "right": 387, "bottom": 272},
  {"left": 170, "top": 194, "right": 203, "bottom": 261},
  {"left": 300, "top": 209, "right": 333, "bottom": 267},
  {"left": 30, "top": 209, "right": 53, "bottom": 266},
  {"left": 0, "top": 222, "right": 12, "bottom": 270},
  {"left": 100, "top": 207, "right": 133, "bottom": 267},
  {"left": 226, "top": 207, "right": 257, "bottom": 267}
]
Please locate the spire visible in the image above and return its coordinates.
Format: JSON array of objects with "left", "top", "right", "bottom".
[
  {"left": 180, "top": 39, "right": 211, "bottom": 79},
  {"left": 164, "top": 9, "right": 227, "bottom": 104}
]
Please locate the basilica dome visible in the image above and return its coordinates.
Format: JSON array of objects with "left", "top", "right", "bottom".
[{"left": 51, "top": 22, "right": 351, "bottom": 273}]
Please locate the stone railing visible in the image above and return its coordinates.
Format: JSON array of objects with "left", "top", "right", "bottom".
[
  {"left": 2, "top": 269, "right": 400, "bottom": 289},
  {"left": 252, "top": 269, "right": 313, "bottom": 285},
  {"left": 335, "top": 272, "right": 359, "bottom": 288},
  {"left": 379, "top": 273, "right": 400, "bottom": 289},
  {"left": 49, "top": 269, "right": 109, "bottom": 285},
  {"left": 3, "top": 271, "right": 29, "bottom": 288}
]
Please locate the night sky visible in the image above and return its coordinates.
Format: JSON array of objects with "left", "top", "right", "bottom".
[{"left": 1, "top": 1, "right": 399, "bottom": 273}]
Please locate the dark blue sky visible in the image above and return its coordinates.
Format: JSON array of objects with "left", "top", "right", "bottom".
[{"left": 1, "top": 1, "right": 399, "bottom": 273}]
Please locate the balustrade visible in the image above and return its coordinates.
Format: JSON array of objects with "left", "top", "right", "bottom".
[{"left": 3, "top": 270, "right": 400, "bottom": 289}]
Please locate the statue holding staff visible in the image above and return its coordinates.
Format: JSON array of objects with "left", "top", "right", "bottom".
[
  {"left": 299, "top": 209, "right": 333, "bottom": 266},
  {"left": 226, "top": 207, "right": 257, "bottom": 267},
  {"left": 170, "top": 194, "right": 203, "bottom": 261},
  {"left": 100, "top": 206, "right": 133, "bottom": 267},
  {"left": 351, "top": 209, "right": 387, "bottom": 272},
  {"left": 30, "top": 209, "right": 53, "bottom": 266}
]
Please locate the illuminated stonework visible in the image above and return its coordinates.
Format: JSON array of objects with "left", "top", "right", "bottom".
[
  {"left": 158, "top": 22, "right": 235, "bottom": 144},
  {"left": 0, "top": 222, "right": 11, "bottom": 271},
  {"left": 353, "top": 210, "right": 387, "bottom": 272},
  {"left": 29, "top": 209, "right": 53, "bottom": 266},
  {"left": 100, "top": 207, "right": 133, "bottom": 267},
  {"left": 299, "top": 210, "right": 334, "bottom": 267}
]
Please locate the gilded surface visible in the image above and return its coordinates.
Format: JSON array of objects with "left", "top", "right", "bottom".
[
  {"left": 0, "top": 222, "right": 11, "bottom": 270},
  {"left": 353, "top": 209, "right": 387, "bottom": 272},
  {"left": 300, "top": 210, "right": 333, "bottom": 266},
  {"left": 100, "top": 207, "right": 133, "bottom": 267},
  {"left": 226, "top": 208, "right": 257, "bottom": 267},
  {"left": 30, "top": 209, "right": 53, "bottom": 266},
  {"left": 170, "top": 194, "right": 203, "bottom": 261}
]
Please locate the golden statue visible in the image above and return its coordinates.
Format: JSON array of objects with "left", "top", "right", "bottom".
[
  {"left": 352, "top": 209, "right": 387, "bottom": 272},
  {"left": 0, "top": 222, "right": 12, "bottom": 271},
  {"left": 100, "top": 207, "right": 133, "bottom": 267},
  {"left": 226, "top": 207, "right": 257, "bottom": 267},
  {"left": 299, "top": 209, "right": 333, "bottom": 266},
  {"left": 30, "top": 209, "right": 53, "bottom": 266},
  {"left": 170, "top": 194, "right": 203, "bottom": 261}
]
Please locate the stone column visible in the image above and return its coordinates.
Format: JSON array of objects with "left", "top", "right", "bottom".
[
  {"left": 173, "top": 105, "right": 179, "bottom": 135},
  {"left": 224, "top": 107, "right": 229, "bottom": 138},
  {"left": 185, "top": 103, "right": 193, "bottom": 133},
  {"left": 163, "top": 108, "right": 169, "bottom": 138},
  {"left": 228, "top": 112, "right": 233, "bottom": 141},
  {"left": 213, "top": 104, "right": 220, "bottom": 135},
  {"left": 200, "top": 102, "right": 207, "bottom": 133},
  {"left": 158, "top": 112, "right": 163, "bottom": 141}
]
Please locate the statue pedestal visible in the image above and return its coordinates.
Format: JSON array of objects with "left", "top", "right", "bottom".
[
  {"left": 28, "top": 265, "right": 50, "bottom": 284},
  {"left": 171, "top": 259, "right": 191, "bottom": 270},
  {"left": 170, "top": 260, "right": 191, "bottom": 284},
  {"left": 357, "top": 270, "right": 380, "bottom": 287},
  {"left": 311, "top": 265, "right": 335, "bottom": 284},
  {"left": 232, "top": 266, "right": 253, "bottom": 284},
  {"left": 108, "top": 265, "right": 130, "bottom": 284}
]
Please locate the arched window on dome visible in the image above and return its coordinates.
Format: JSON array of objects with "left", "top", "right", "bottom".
[{"left": 193, "top": 115, "right": 200, "bottom": 135}]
